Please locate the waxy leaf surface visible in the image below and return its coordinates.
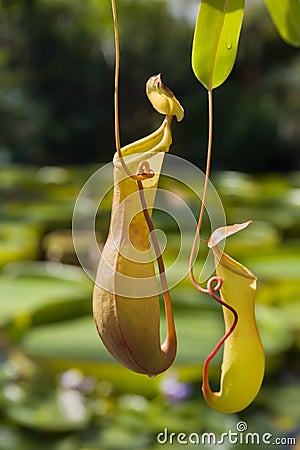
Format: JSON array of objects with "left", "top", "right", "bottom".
[
  {"left": 265, "top": 0, "right": 300, "bottom": 47},
  {"left": 192, "top": 0, "right": 245, "bottom": 89}
]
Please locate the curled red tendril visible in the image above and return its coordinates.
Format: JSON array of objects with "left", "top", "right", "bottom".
[{"left": 201, "top": 275, "right": 238, "bottom": 394}]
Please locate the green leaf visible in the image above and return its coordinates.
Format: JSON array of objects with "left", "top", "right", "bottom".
[
  {"left": 192, "top": 0, "right": 245, "bottom": 90},
  {"left": 0, "top": 262, "right": 92, "bottom": 330},
  {"left": 265, "top": 0, "right": 300, "bottom": 47}
]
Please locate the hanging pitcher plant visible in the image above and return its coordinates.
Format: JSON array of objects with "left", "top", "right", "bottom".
[
  {"left": 93, "top": 0, "right": 184, "bottom": 377},
  {"left": 92, "top": 76, "right": 183, "bottom": 376},
  {"left": 190, "top": 0, "right": 299, "bottom": 413},
  {"left": 92, "top": 0, "right": 300, "bottom": 413}
]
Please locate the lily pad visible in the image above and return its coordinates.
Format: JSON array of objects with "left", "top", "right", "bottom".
[
  {"left": 19, "top": 310, "right": 225, "bottom": 366},
  {"left": 256, "top": 279, "right": 300, "bottom": 306},
  {"left": 256, "top": 305, "right": 293, "bottom": 355},
  {"left": 244, "top": 251, "right": 300, "bottom": 280},
  {"left": 281, "top": 301, "right": 300, "bottom": 332},
  {"left": 0, "top": 262, "right": 92, "bottom": 330},
  {"left": 0, "top": 223, "right": 40, "bottom": 268}
]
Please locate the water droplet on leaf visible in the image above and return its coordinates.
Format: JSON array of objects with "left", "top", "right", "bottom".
[{"left": 226, "top": 42, "right": 232, "bottom": 50}]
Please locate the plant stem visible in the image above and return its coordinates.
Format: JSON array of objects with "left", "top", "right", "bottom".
[
  {"left": 188, "top": 90, "right": 239, "bottom": 391},
  {"left": 189, "top": 89, "right": 214, "bottom": 293},
  {"left": 111, "top": 0, "right": 151, "bottom": 180},
  {"left": 110, "top": 0, "right": 175, "bottom": 351},
  {"left": 111, "top": 0, "right": 121, "bottom": 157},
  {"left": 202, "top": 276, "right": 238, "bottom": 393}
]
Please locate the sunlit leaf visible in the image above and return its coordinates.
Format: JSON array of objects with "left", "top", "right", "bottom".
[
  {"left": 192, "top": 0, "right": 245, "bottom": 89},
  {"left": 265, "top": 0, "right": 300, "bottom": 47}
]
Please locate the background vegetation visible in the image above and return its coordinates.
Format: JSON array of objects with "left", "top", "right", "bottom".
[
  {"left": 0, "top": 0, "right": 299, "bottom": 170},
  {"left": 0, "top": 0, "right": 299, "bottom": 449}
]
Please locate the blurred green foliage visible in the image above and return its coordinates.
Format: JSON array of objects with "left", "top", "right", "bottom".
[
  {"left": 0, "top": 0, "right": 299, "bottom": 170},
  {"left": 0, "top": 0, "right": 300, "bottom": 449},
  {"left": 0, "top": 165, "right": 300, "bottom": 449}
]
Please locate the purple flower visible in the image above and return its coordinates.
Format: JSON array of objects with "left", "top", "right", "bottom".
[{"left": 160, "top": 374, "right": 193, "bottom": 401}]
